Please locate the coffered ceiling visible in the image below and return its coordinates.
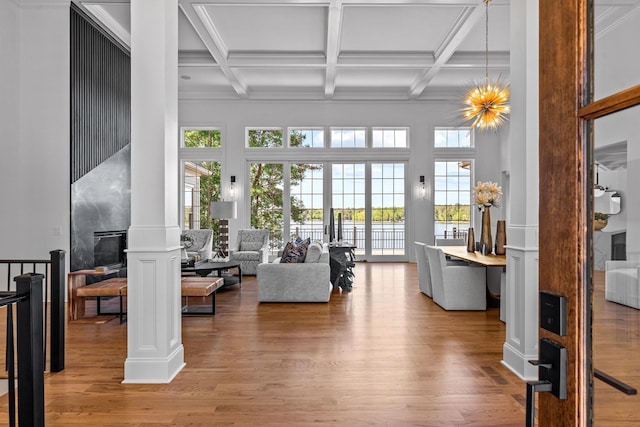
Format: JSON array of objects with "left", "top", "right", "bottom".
[{"left": 74, "top": 0, "right": 638, "bottom": 101}]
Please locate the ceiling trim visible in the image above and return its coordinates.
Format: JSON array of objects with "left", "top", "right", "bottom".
[
  {"left": 83, "top": 4, "right": 131, "bottom": 47},
  {"left": 325, "top": 1, "right": 343, "bottom": 97}
]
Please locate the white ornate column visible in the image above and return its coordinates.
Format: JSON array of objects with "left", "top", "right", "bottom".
[
  {"left": 502, "top": 0, "right": 539, "bottom": 380},
  {"left": 124, "top": 0, "right": 185, "bottom": 383}
]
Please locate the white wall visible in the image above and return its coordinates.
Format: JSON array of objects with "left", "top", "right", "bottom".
[
  {"left": 0, "top": 1, "right": 22, "bottom": 257},
  {"left": 179, "top": 99, "right": 506, "bottom": 260},
  {"left": 0, "top": 1, "right": 70, "bottom": 261}
]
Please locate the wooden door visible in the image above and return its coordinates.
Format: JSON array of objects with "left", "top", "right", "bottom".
[{"left": 538, "top": 0, "right": 640, "bottom": 425}]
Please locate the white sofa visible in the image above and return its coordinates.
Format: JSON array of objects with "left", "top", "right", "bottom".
[
  {"left": 605, "top": 260, "right": 640, "bottom": 309},
  {"left": 257, "top": 242, "right": 331, "bottom": 302}
]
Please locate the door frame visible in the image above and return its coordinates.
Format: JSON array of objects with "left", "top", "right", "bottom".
[{"left": 538, "top": 0, "right": 640, "bottom": 425}]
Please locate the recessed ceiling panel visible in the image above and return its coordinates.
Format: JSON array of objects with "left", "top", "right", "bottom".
[
  {"left": 96, "top": 3, "right": 130, "bottom": 30},
  {"left": 203, "top": 5, "right": 327, "bottom": 52},
  {"left": 234, "top": 68, "right": 326, "bottom": 87},
  {"left": 335, "top": 68, "right": 423, "bottom": 87},
  {"left": 455, "top": 5, "right": 511, "bottom": 51},
  {"left": 340, "top": 5, "right": 465, "bottom": 52}
]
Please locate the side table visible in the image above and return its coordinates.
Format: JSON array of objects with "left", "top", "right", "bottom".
[{"left": 328, "top": 242, "right": 356, "bottom": 291}]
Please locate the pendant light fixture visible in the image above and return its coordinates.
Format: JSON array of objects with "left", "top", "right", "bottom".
[
  {"left": 594, "top": 163, "right": 605, "bottom": 198},
  {"left": 461, "top": 0, "right": 510, "bottom": 130}
]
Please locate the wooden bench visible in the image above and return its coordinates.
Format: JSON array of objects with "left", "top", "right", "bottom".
[
  {"left": 74, "top": 276, "right": 225, "bottom": 322},
  {"left": 76, "top": 278, "right": 128, "bottom": 323},
  {"left": 180, "top": 277, "right": 225, "bottom": 315}
]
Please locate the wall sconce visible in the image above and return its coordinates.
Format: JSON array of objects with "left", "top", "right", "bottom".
[
  {"left": 229, "top": 175, "right": 236, "bottom": 199},
  {"left": 419, "top": 175, "right": 426, "bottom": 199}
]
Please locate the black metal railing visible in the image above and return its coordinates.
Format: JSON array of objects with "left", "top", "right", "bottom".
[
  {"left": 0, "top": 250, "right": 66, "bottom": 373},
  {"left": 1, "top": 273, "right": 46, "bottom": 426}
]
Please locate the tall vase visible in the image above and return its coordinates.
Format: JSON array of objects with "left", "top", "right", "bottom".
[
  {"left": 480, "top": 208, "right": 493, "bottom": 255},
  {"left": 495, "top": 220, "right": 507, "bottom": 255},
  {"left": 466, "top": 227, "right": 475, "bottom": 252}
]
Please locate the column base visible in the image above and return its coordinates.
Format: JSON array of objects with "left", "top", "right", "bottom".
[
  {"left": 123, "top": 345, "right": 185, "bottom": 384},
  {"left": 502, "top": 342, "right": 538, "bottom": 381}
]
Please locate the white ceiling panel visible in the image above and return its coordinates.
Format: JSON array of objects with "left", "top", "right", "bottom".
[
  {"left": 203, "top": 5, "right": 327, "bottom": 52},
  {"left": 178, "top": 7, "right": 208, "bottom": 51},
  {"left": 340, "top": 5, "right": 466, "bottom": 52},
  {"left": 455, "top": 4, "right": 511, "bottom": 51}
]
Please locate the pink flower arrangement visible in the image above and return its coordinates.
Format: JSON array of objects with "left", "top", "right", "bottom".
[{"left": 473, "top": 181, "right": 502, "bottom": 210}]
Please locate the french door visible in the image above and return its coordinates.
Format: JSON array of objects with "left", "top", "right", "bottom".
[{"left": 250, "top": 161, "right": 407, "bottom": 261}]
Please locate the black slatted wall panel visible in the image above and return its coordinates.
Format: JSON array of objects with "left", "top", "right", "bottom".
[{"left": 70, "top": 4, "right": 130, "bottom": 183}]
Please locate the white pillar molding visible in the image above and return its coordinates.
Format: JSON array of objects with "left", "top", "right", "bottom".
[
  {"left": 124, "top": 0, "right": 185, "bottom": 384},
  {"left": 502, "top": 0, "right": 539, "bottom": 381}
]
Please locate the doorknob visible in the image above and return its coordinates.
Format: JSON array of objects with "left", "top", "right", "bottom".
[{"left": 525, "top": 338, "right": 567, "bottom": 427}]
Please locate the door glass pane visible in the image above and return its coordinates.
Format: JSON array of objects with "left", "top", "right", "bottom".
[
  {"left": 332, "top": 164, "right": 365, "bottom": 255},
  {"left": 592, "top": 104, "right": 640, "bottom": 425},
  {"left": 182, "top": 160, "right": 220, "bottom": 230},
  {"left": 250, "top": 162, "right": 284, "bottom": 254},
  {"left": 290, "top": 164, "right": 324, "bottom": 241},
  {"left": 371, "top": 163, "right": 405, "bottom": 255},
  {"left": 593, "top": 1, "right": 640, "bottom": 100}
]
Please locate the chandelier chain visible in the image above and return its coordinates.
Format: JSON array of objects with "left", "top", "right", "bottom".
[{"left": 484, "top": 0, "right": 489, "bottom": 82}]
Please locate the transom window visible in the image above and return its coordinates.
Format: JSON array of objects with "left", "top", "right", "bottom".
[
  {"left": 289, "top": 128, "right": 324, "bottom": 148},
  {"left": 183, "top": 129, "right": 221, "bottom": 148},
  {"left": 330, "top": 128, "right": 366, "bottom": 148},
  {"left": 372, "top": 128, "right": 408, "bottom": 148},
  {"left": 434, "top": 127, "right": 472, "bottom": 148},
  {"left": 247, "top": 128, "right": 283, "bottom": 148}
]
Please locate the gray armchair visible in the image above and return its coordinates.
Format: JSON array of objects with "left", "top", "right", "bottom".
[
  {"left": 229, "top": 229, "right": 270, "bottom": 275},
  {"left": 425, "top": 245, "right": 486, "bottom": 311},
  {"left": 181, "top": 229, "right": 213, "bottom": 261}
]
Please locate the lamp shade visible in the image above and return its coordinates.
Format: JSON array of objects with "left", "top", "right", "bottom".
[{"left": 210, "top": 201, "right": 237, "bottom": 219}]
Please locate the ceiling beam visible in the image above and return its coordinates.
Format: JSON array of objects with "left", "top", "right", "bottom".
[
  {"left": 324, "top": 1, "right": 343, "bottom": 98},
  {"left": 408, "top": 4, "right": 483, "bottom": 98},
  {"left": 179, "top": 1, "right": 248, "bottom": 98}
]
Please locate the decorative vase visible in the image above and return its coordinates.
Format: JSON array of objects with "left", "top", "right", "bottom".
[
  {"left": 467, "top": 227, "right": 475, "bottom": 252},
  {"left": 594, "top": 219, "right": 608, "bottom": 231},
  {"left": 480, "top": 207, "right": 493, "bottom": 255},
  {"left": 495, "top": 220, "right": 506, "bottom": 255}
]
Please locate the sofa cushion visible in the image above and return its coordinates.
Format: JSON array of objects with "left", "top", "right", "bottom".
[
  {"left": 304, "top": 241, "right": 324, "bottom": 263},
  {"left": 240, "top": 241, "right": 263, "bottom": 251},
  {"left": 280, "top": 240, "right": 308, "bottom": 263}
]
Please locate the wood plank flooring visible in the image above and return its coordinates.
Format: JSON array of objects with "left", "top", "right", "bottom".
[{"left": 2, "top": 263, "right": 530, "bottom": 426}]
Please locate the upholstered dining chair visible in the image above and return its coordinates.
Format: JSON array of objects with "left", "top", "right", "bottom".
[
  {"left": 229, "top": 229, "right": 270, "bottom": 275},
  {"left": 414, "top": 242, "right": 432, "bottom": 297},
  {"left": 425, "top": 245, "right": 486, "bottom": 311}
]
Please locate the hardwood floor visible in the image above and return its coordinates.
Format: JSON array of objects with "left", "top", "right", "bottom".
[{"left": 2, "top": 263, "right": 530, "bottom": 426}]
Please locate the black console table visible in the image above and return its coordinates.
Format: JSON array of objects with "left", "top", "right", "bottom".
[{"left": 328, "top": 243, "right": 356, "bottom": 291}]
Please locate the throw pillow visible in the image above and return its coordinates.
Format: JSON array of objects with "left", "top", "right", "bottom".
[
  {"left": 304, "top": 242, "right": 323, "bottom": 263},
  {"left": 280, "top": 241, "right": 305, "bottom": 263},
  {"left": 240, "top": 241, "right": 263, "bottom": 251}
]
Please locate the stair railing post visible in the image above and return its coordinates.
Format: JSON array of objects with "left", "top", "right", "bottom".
[
  {"left": 15, "top": 273, "right": 45, "bottom": 427},
  {"left": 49, "top": 250, "right": 66, "bottom": 372}
]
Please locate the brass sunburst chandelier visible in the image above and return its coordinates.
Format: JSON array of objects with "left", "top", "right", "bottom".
[{"left": 461, "top": 0, "right": 510, "bottom": 130}]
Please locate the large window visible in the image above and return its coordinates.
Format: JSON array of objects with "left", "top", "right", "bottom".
[
  {"left": 249, "top": 162, "right": 284, "bottom": 252},
  {"left": 433, "top": 161, "right": 472, "bottom": 240},
  {"left": 290, "top": 164, "right": 324, "bottom": 241}
]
